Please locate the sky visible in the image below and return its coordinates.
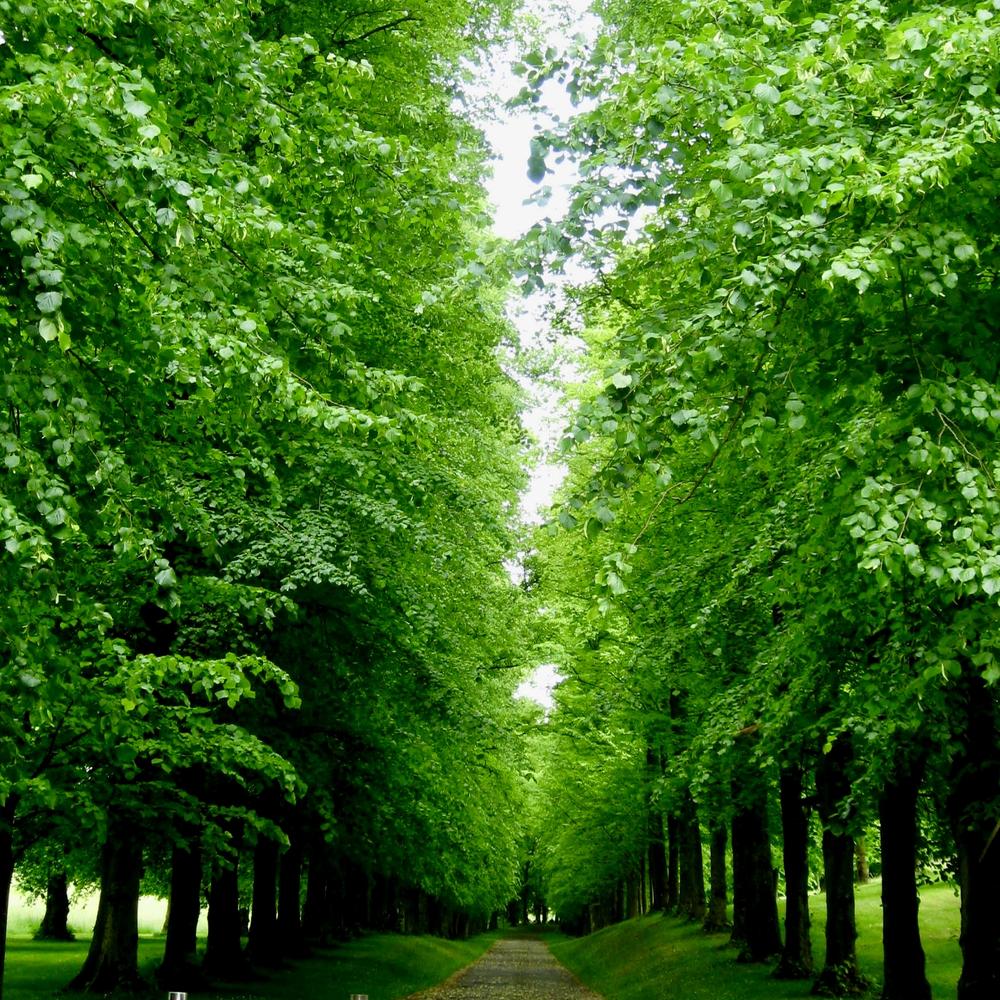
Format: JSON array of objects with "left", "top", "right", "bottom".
[
  {"left": 472, "top": 0, "right": 599, "bottom": 525},
  {"left": 470, "top": 1, "right": 601, "bottom": 708}
]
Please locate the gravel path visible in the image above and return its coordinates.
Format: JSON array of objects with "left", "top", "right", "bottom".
[{"left": 406, "top": 937, "right": 604, "bottom": 999}]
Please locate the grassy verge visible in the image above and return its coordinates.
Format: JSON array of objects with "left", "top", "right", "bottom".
[
  {"left": 3, "top": 931, "right": 499, "bottom": 1000},
  {"left": 549, "top": 881, "right": 961, "bottom": 1000}
]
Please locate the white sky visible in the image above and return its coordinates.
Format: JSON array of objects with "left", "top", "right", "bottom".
[
  {"left": 473, "top": 1, "right": 601, "bottom": 708},
  {"left": 473, "top": 1, "right": 598, "bottom": 529}
]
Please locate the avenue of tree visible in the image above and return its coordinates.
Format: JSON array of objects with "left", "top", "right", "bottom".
[
  {"left": 1, "top": 1, "right": 534, "bottom": 996},
  {"left": 518, "top": 2, "right": 1000, "bottom": 1000},
  {"left": 2, "top": 2, "right": 999, "bottom": 1000}
]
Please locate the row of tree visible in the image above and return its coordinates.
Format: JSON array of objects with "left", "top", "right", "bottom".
[
  {"left": 1, "top": 1, "right": 535, "bottom": 995},
  {"left": 522, "top": 2, "right": 1000, "bottom": 999}
]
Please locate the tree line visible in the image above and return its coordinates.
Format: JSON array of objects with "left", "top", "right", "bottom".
[
  {"left": 0, "top": 1, "right": 533, "bottom": 995},
  {"left": 521, "top": 2, "right": 1000, "bottom": 1000}
]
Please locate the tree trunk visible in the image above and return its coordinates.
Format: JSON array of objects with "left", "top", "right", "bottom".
[
  {"left": 677, "top": 793, "right": 705, "bottom": 920},
  {"left": 159, "top": 842, "right": 203, "bottom": 989},
  {"left": 775, "top": 764, "right": 813, "bottom": 978},
  {"left": 626, "top": 868, "right": 641, "bottom": 919},
  {"left": 35, "top": 871, "right": 74, "bottom": 941},
  {"left": 948, "top": 672, "right": 1000, "bottom": 1000},
  {"left": 246, "top": 837, "right": 280, "bottom": 965},
  {"left": 277, "top": 836, "right": 305, "bottom": 956},
  {"left": 67, "top": 818, "right": 144, "bottom": 992},
  {"left": 0, "top": 799, "right": 17, "bottom": 1000},
  {"left": 731, "top": 781, "right": 781, "bottom": 962},
  {"left": 646, "top": 747, "right": 667, "bottom": 911},
  {"left": 703, "top": 823, "right": 730, "bottom": 932},
  {"left": 666, "top": 812, "right": 680, "bottom": 911},
  {"left": 813, "top": 732, "right": 867, "bottom": 996},
  {"left": 203, "top": 861, "right": 249, "bottom": 980},
  {"left": 879, "top": 753, "right": 930, "bottom": 1000},
  {"left": 854, "top": 838, "right": 870, "bottom": 884},
  {"left": 302, "top": 834, "right": 332, "bottom": 943},
  {"left": 648, "top": 808, "right": 667, "bottom": 911},
  {"left": 639, "top": 851, "right": 647, "bottom": 914}
]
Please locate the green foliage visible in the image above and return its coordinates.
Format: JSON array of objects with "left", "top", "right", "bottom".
[
  {"left": 2, "top": 0, "right": 533, "bottom": 989},
  {"left": 520, "top": 0, "right": 1000, "bottom": 960}
]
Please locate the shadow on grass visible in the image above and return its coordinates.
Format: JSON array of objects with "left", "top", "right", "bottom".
[{"left": 4, "top": 931, "right": 500, "bottom": 1000}]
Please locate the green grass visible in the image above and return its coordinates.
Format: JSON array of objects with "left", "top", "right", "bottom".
[
  {"left": 3, "top": 930, "right": 498, "bottom": 1000},
  {"left": 5, "top": 886, "right": 496, "bottom": 999},
  {"left": 549, "top": 881, "right": 962, "bottom": 1000}
]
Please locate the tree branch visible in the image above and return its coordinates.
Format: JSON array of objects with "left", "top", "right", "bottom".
[{"left": 334, "top": 15, "right": 419, "bottom": 47}]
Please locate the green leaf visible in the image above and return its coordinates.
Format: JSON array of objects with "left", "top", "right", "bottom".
[
  {"left": 558, "top": 510, "right": 578, "bottom": 531},
  {"left": 36, "top": 291, "right": 63, "bottom": 314},
  {"left": 752, "top": 83, "right": 781, "bottom": 105}
]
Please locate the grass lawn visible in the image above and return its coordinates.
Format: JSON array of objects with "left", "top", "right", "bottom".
[
  {"left": 2, "top": 932, "right": 498, "bottom": 1000},
  {"left": 4, "top": 886, "right": 497, "bottom": 999},
  {"left": 549, "top": 881, "right": 961, "bottom": 1000}
]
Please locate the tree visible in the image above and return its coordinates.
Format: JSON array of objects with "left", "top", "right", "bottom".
[
  {"left": 519, "top": 0, "right": 1000, "bottom": 995},
  {"left": 3, "top": 0, "right": 530, "bottom": 992}
]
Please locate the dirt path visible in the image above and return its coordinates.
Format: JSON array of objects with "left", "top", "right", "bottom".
[{"left": 406, "top": 937, "right": 604, "bottom": 999}]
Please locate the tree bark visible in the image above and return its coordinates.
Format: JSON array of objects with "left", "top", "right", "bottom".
[
  {"left": 203, "top": 861, "right": 250, "bottom": 979},
  {"left": 35, "top": 871, "right": 74, "bottom": 941},
  {"left": 666, "top": 812, "right": 680, "bottom": 911},
  {"left": 812, "top": 732, "right": 867, "bottom": 996},
  {"left": 626, "top": 867, "right": 641, "bottom": 919},
  {"left": 775, "top": 764, "right": 813, "bottom": 978},
  {"left": 302, "top": 834, "right": 333, "bottom": 943},
  {"left": 67, "top": 818, "right": 144, "bottom": 992},
  {"left": 703, "top": 823, "right": 730, "bottom": 932},
  {"left": 731, "top": 780, "right": 781, "bottom": 962},
  {"left": 646, "top": 748, "right": 667, "bottom": 911},
  {"left": 246, "top": 837, "right": 280, "bottom": 965},
  {"left": 948, "top": 673, "right": 1000, "bottom": 1000},
  {"left": 277, "top": 836, "right": 305, "bottom": 956},
  {"left": 879, "top": 752, "right": 930, "bottom": 1000},
  {"left": 159, "top": 841, "right": 203, "bottom": 988},
  {"left": 677, "top": 793, "right": 705, "bottom": 920},
  {"left": 854, "top": 838, "right": 870, "bottom": 884}
]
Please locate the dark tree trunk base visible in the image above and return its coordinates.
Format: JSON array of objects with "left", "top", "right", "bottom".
[
  {"left": 773, "top": 958, "right": 815, "bottom": 980},
  {"left": 203, "top": 863, "right": 253, "bottom": 982},
  {"left": 66, "top": 820, "right": 144, "bottom": 994},
  {"left": 778, "top": 764, "right": 813, "bottom": 978},
  {"left": 35, "top": 872, "right": 74, "bottom": 941},
  {"left": 730, "top": 781, "right": 781, "bottom": 962},
  {"left": 159, "top": 841, "right": 202, "bottom": 988},
  {"left": 880, "top": 752, "right": 930, "bottom": 1000},
  {"left": 811, "top": 963, "right": 870, "bottom": 997},
  {"left": 703, "top": 824, "right": 729, "bottom": 933}
]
